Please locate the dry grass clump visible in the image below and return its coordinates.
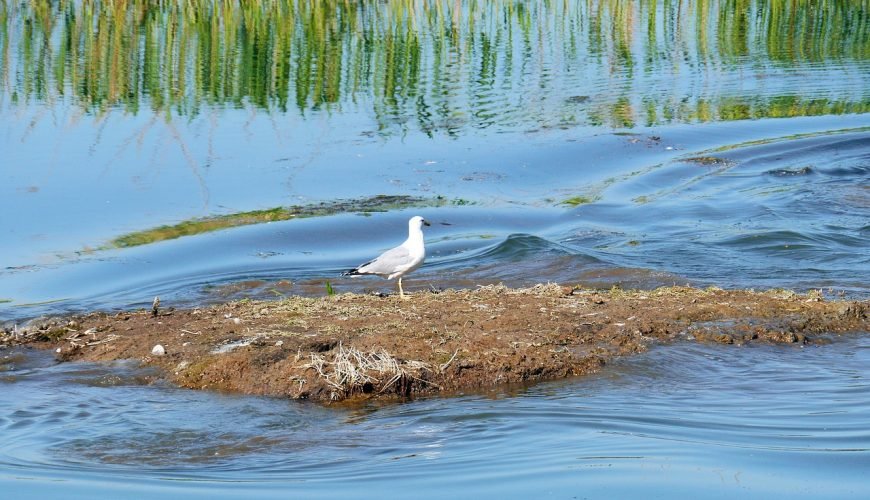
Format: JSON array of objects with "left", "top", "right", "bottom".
[{"left": 304, "top": 343, "right": 435, "bottom": 400}]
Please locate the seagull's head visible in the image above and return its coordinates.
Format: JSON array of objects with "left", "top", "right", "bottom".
[{"left": 409, "top": 215, "right": 431, "bottom": 229}]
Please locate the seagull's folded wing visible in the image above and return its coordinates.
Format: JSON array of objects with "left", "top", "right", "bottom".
[{"left": 357, "top": 245, "right": 412, "bottom": 275}]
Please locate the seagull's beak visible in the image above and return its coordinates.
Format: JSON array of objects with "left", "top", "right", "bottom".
[{"left": 423, "top": 219, "right": 431, "bottom": 227}]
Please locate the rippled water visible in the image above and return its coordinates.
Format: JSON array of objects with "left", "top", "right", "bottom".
[
  {"left": 2, "top": 336, "right": 868, "bottom": 497},
  {"left": 3, "top": 117, "right": 867, "bottom": 318},
  {"left": 1, "top": 1, "right": 869, "bottom": 495},
  {"left": 1, "top": 2, "right": 868, "bottom": 318}
]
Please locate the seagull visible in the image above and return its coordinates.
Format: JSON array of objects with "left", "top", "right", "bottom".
[{"left": 343, "top": 216, "right": 431, "bottom": 299}]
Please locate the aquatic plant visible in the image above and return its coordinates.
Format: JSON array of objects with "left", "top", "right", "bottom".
[
  {"left": 561, "top": 195, "right": 598, "bottom": 207},
  {"left": 681, "top": 156, "right": 734, "bottom": 166}
]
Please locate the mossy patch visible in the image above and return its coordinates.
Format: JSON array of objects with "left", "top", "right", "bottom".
[
  {"left": 561, "top": 195, "right": 598, "bottom": 207},
  {"left": 33, "top": 327, "right": 68, "bottom": 342}
]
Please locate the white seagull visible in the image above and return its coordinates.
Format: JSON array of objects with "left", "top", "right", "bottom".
[{"left": 344, "top": 216, "right": 431, "bottom": 298}]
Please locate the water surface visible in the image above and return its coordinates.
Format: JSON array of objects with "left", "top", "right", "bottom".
[
  {"left": 2, "top": 336, "right": 868, "bottom": 498},
  {"left": 0, "top": 1, "right": 868, "bottom": 495},
  {"left": 2, "top": 1, "right": 868, "bottom": 319}
]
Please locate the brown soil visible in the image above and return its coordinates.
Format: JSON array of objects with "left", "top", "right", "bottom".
[{"left": 3, "top": 285, "right": 867, "bottom": 403}]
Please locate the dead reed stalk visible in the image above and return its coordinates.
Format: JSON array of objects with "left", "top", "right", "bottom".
[{"left": 303, "top": 342, "right": 437, "bottom": 397}]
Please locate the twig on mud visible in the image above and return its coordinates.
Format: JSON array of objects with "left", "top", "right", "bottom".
[
  {"left": 288, "top": 376, "right": 306, "bottom": 393},
  {"left": 66, "top": 327, "right": 97, "bottom": 341},
  {"left": 439, "top": 349, "right": 459, "bottom": 373},
  {"left": 305, "top": 352, "right": 328, "bottom": 379},
  {"left": 86, "top": 334, "right": 119, "bottom": 346}
]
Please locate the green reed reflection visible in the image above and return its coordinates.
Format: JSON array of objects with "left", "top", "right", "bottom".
[{"left": 2, "top": 0, "right": 869, "bottom": 132}]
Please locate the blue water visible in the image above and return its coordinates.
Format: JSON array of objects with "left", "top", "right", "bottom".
[
  {"left": 2, "top": 116, "right": 868, "bottom": 319},
  {"left": 1, "top": 1, "right": 869, "bottom": 496},
  {"left": 2, "top": 336, "right": 868, "bottom": 498}
]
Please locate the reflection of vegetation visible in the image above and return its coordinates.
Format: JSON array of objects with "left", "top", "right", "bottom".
[
  {"left": 3, "top": 0, "right": 869, "bottom": 132},
  {"left": 106, "top": 194, "right": 464, "bottom": 248}
]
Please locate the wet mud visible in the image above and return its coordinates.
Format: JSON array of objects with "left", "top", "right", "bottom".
[{"left": 3, "top": 285, "right": 867, "bottom": 403}]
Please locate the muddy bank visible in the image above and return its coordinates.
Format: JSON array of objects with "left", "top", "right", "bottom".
[{"left": 3, "top": 285, "right": 867, "bottom": 403}]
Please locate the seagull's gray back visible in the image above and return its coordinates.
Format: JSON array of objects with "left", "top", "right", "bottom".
[{"left": 356, "top": 245, "right": 413, "bottom": 277}]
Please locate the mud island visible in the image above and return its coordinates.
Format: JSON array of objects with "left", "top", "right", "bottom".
[{"left": 3, "top": 285, "right": 867, "bottom": 403}]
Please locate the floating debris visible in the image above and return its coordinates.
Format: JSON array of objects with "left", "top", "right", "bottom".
[
  {"left": 681, "top": 156, "right": 734, "bottom": 166},
  {"left": 765, "top": 166, "right": 814, "bottom": 177},
  {"left": 565, "top": 95, "right": 590, "bottom": 104}
]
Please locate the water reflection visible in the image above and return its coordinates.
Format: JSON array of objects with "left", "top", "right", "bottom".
[{"left": 3, "top": 0, "right": 868, "bottom": 134}]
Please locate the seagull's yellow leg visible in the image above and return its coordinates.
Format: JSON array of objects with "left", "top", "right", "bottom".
[{"left": 398, "top": 278, "right": 407, "bottom": 299}]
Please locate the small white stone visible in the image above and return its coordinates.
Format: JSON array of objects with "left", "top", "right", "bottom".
[
  {"left": 55, "top": 347, "right": 62, "bottom": 354},
  {"left": 232, "top": 318, "right": 241, "bottom": 325},
  {"left": 151, "top": 344, "right": 166, "bottom": 356},
  {"left": 275, "top": 340, "right": 284, "bottom": 347}
]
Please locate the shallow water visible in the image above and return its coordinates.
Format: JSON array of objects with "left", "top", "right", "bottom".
[
  {"left": 2, "top": 336, "right": 868, "bottom": 498},
  {"left": 1, "top": 1, "right": 869, "bottom": 495}
]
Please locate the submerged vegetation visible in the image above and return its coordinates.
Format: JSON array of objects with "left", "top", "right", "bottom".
[
  {"left": 681, "top": 156, "right": 734, "bottom": 166},
  {"left": 561, "top": 195, "right": 599, "bottom": 207},
  {"left": 106, "top": 195, "right": 463, "bottom": 248},
  {"left": 2, "top": 0, "right": 869, "bottom": 133}
]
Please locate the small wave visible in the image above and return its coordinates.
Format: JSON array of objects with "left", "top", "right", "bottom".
[
  {"left": 818, "top": 163, "right": 870, "bottom": 177},
  {"left": 474, "top": 234, "right": 576, "bottom": 260}
]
